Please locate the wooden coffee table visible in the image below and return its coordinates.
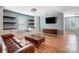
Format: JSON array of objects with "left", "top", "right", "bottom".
[{"left": 25, "top": 34, "right": 45, "bottom": 48}]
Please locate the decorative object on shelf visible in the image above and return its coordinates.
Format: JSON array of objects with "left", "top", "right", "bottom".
[
  {"left": 28, "top": 28, "right": 32, "bottom": 32},
  {"left": 26, "top": 28, "right": 32, "bottom": 35}
]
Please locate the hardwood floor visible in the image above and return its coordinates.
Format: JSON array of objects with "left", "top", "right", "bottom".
[
  {"left": 35, "top": 34, "right": 66, "bottom": 53},
  {"left": 14, "top": 32, "right": 79, "bottom": 53},
  {"left": 34, "top": 33, "right": 79, "bottom": 53}
]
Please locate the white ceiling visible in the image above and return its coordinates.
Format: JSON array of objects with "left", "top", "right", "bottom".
[{"left": 3, "top": 6, "right": 79, "bottom": 16}]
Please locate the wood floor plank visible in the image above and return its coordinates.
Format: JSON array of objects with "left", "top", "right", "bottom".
[{"left": 35, "top": 34, "right": 79, "bottom": 53}]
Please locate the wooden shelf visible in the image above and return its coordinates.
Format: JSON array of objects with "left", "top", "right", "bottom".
[
  {"left": 28, "top": 19, "right": 34, "bottom": 28},
  {"left": 3, "top": 28, "right": 16, "bottom": 30},
  {"left": 29, "top": 23, "right": 34, "bottom": 25},
  {"left": 30, "top": 27, "right": 35, "bottom": 28},
  {"left": 3, "top": 22, "right": 16, "bottom": 24},
  {"left": 3, "top": 16, "right": 16, "bottom": 19},
  {"left": 29, "top": 19, "right": 34, "bottom": 21},
  {"left": 3, "top": 15, "right": 16, "bottom": 30}
]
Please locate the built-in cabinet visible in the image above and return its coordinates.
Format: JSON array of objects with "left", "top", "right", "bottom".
[
  {"left": 3, "top": 16, "right": 16, "bottom": 30},
  {"left": 3, "top": 10, "right": 35, "bottom": 31}
]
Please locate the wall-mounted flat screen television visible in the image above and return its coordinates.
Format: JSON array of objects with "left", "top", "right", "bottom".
[{"left": 46, "top": 17, "right": 56, "bottom": 24}]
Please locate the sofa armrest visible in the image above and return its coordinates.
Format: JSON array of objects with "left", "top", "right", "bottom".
[
  {"left": 15, "top": 44, "right": 34, "bottom": 53},
  {"left": 2, "top": 39, "right": 8, "bottom": 53}
]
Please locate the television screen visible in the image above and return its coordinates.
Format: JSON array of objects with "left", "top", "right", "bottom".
[{"left": 46, "top": 17, "right": 56, "bottom": 24}]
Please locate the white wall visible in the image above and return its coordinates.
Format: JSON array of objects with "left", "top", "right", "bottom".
[
  {"left": 0, "top": 6, "right": 3, "bottom": 52},
  {"left": 0, "top": 7, "right": 3, "bottom": 30}
]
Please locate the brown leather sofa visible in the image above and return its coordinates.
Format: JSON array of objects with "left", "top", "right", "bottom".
[{"left": 1, "top": 34, "right": 35, "bottom": 53}]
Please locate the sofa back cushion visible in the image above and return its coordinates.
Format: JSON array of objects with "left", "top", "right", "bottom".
[{"left": 2, "top": 34, "right": 14, "bottom": 39}]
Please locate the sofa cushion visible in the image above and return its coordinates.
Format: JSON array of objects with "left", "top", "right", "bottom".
[
  {"left": 4, "top": 37, "right": 20, "bottom": 53},
  {"left": 12, "top": 37, "right": 31, "bottom": 48},
  {"left": 2, "top": 34, "right": 14, "bottom": 39}
]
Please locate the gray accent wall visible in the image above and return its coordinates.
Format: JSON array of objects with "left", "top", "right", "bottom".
[
  {"left": 57, "top": 13, "right": 64, "bottom": 35},
  {"left": 34, "top": 16, "right": 40, "bottom": 31},
  {"left": 40, "top": 13, "right": 64, "bottom": 35}
]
